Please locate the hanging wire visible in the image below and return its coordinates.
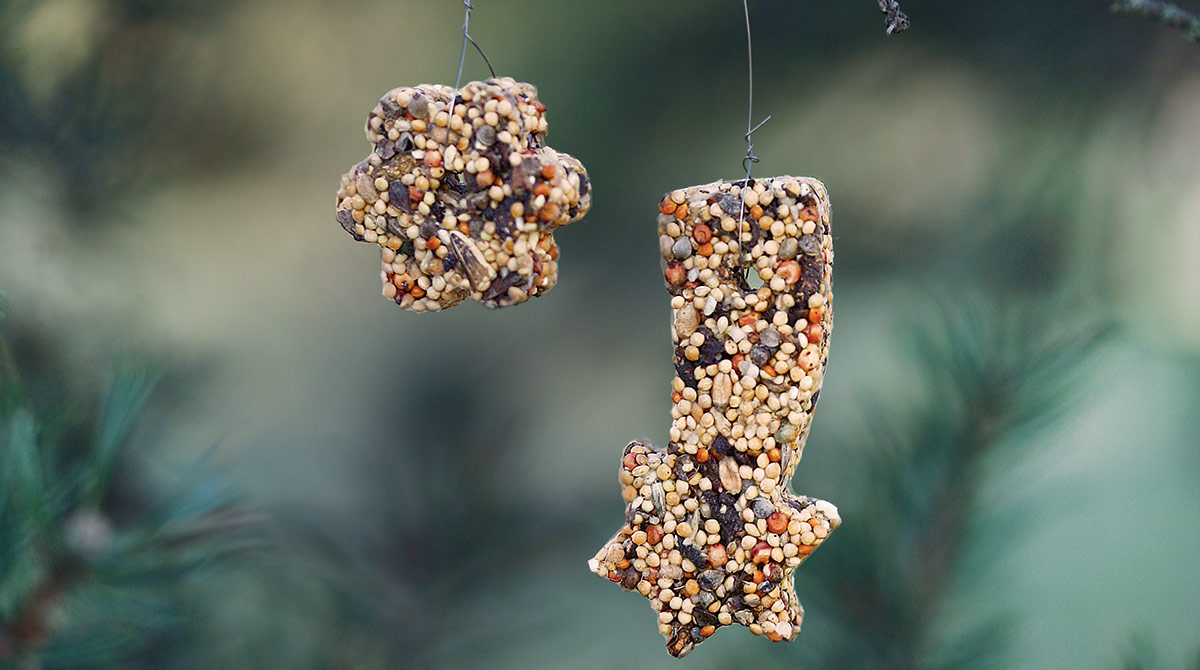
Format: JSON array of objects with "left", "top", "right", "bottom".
[
  {"left": 737, "top": 0, "right": 771, "bottom": 276},
  {"left": 454, "top": 0, "right": 496, "bottom": 93}
]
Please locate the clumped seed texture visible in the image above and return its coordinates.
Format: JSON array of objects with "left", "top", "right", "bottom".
[
  {"left": 590, "top": 176, "right": 839, "bottom": 657},
  {"left": 335, "top": 78, "right": 592, "bottom": 311}
]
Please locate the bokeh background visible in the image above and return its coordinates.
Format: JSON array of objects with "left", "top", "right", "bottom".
[{"left": 2, "top": 0, "right": 1200, "bottom": 668}]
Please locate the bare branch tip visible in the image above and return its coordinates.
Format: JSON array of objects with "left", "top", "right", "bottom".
[
  {"left": 878, "top": 0, "right": 911, "bottom": 35},
  {"left": 1111, "top": 0, "right": 1200, "bottom": 43}
]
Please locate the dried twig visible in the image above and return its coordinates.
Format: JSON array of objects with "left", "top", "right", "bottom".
[
  {"left": 1112, "top": 0, "right": 1200, "bottom": 41},
  {"left": 878, "top": 0, "right": 910, "bottom": 35}
]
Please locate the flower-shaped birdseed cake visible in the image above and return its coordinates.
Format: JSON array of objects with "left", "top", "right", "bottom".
[
  {"left": 335, "top": 77, "right": 592, "bottom": 311},
  {"left": 589, "top": 177, "right": 839, "bottom": 657}
]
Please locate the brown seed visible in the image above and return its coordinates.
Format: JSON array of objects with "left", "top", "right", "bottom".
[
  {"left": 776, "top": 260, "right": 801, "bottom": 285},
  {"left": 701, "top": 625, "right": 716, "bottom": 638},
  {"left": 693, "top": 224, "right": 712, "bottom": 244},
  {"left": 660, "top": 199, "right": 677, "bottom": 215},
  {"left": 751, "top": 541, "right": 771, "bottom": 565},
  {"left": 540, "top": 202, "right": 561, "bottom": 222},
  {"left": 806, "top": 322, "right": 822, "bottom": 344},
  {"left": 665, "top": 261, "right": 686, "bottom": 286},
  {"left": 767, "top": 511, "right": 788, "bottom": 534},
  {"left": 646, "top": 525, "right": 664, "bottom": 545},
  {"left": 763, "top": 562, "right": 782, "bottom": 581},
  {"left": 695, "top": 447, "right": 710, "bottom": 463},
  {"left": 622, "top": 452, "right": 638, "bottom": 470}
]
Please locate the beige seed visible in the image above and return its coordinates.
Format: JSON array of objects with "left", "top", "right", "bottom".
[{"left": 718, "top": 457, "right": 742, "bottom": 494}]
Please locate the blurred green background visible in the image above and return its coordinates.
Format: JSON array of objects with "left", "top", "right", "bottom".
[{"left": 2, "top": 0, "right": 1200, "bottom": 668}]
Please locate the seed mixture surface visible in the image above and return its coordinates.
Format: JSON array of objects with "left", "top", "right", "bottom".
[
  {"left": 590, "top": 177, "right": 839, "bottom": 657},
  {"left": 335, "top": 78, "right": 592, "bottom": 311}
]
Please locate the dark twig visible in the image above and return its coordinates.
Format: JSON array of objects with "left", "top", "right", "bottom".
[
  {"left": 878, "top": 0, "right": 910, "bottom": 35},
  {"left": 1112, "top": 0, "right": 1200, "bottom": 42}
]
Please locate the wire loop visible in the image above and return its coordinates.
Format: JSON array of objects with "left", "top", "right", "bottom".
[{"left": 454, "top": 0, "right": 496, "bottom": 94}]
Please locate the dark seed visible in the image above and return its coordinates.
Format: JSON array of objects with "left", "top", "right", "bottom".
[
  {"left": 336, "top": 209, "right": 357, "bottom": 236},
  {"left": 379, "top": 95, "right": 401, "bottom": 118},
  {"left": 475, "top": 125, "right": 496, "bottom": 147},
  {"left": 749, "top": 343, "right": 771, "bottom": 367},
  {"left": 698, "top": 570, "right": 723, "bottom": 591},
  {"left": 396, "top": 132, "right": 414, "bottom": 152},
  {"left": 680, "top": 541, "right": 707, "bottom": 568},
  {"left": 482, "top": 271, "right": 524, "bottom": 301},
  {"left": 388, "top": 181, "right": 410, "bottom": 213},
  {"left": 709, "top": 436, "right": 731, "bottom": 458},
  {"left": 751, "top": 498, "right": 776, "bottom": 518},
  {"left": 696, "top": 327, "right": 723, "bottom": 366},
  {"left": 621, "top": 568, "right": 639, "bottom": 590},
  {"left": 407, "top": 93, "right": 428, "bottom": 118}
]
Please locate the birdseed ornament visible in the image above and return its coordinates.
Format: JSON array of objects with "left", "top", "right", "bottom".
[
  {"left": 335, "top": 77, "right": 592, "bottom": 311},
  {"left": 589, "top": 176, "right": 839, "bottom": 657}
]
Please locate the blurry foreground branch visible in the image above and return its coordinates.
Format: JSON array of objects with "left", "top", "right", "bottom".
[
  {"left": 0, "top": 346, "right": 261, "bottom": 666},
  {"left": 1112, "top": 0, "right": 1200, "bottom": 41}
]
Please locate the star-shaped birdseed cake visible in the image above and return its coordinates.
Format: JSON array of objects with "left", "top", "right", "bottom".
[{"left": 590, "top": 176, "right": 840, "bottom": 657}]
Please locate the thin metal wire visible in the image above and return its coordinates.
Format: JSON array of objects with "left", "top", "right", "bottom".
[
  {"left": 737, "top": 0, "right": 770, "bottom": 277},
  {"left": 454, "top": 0, "right": 496, "bottom": 94}
]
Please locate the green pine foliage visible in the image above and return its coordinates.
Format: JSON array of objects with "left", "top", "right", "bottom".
[{"left": 0, "top": 337, "right": 256, "bottom": 667}]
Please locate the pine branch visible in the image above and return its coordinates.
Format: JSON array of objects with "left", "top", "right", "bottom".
[
  {"left": 791, "top": 294, "right": 1111, "bottom": 668},
  {"left": 1112, "top": 0, "right": 1200, "bottom": 41},
  {"left": 0, "top": 340, "right": 260, "bottom": 666}
]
